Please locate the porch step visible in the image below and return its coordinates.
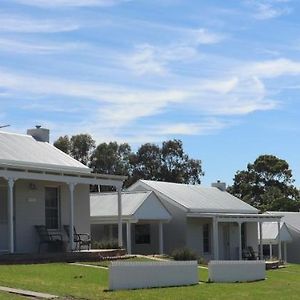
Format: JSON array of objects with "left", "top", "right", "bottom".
[{"left": 0, "top": 249, "right": 126, "bottom": 265}]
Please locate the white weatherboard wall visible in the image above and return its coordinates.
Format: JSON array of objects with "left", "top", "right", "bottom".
[
  {"left": 208, "top": 261, "right": 266, "bottom": 283},
  {"left": 109, "top": 261, "right": 198, "bottom": 290}
]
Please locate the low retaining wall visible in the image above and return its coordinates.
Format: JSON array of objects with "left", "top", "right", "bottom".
[
  {"left": 208, "top": 260, "right": 266, "bottom": 283},
  {"left": 109, "top": 261, "right": 198, "bottom": 290},
  {"left": 0, "top": 249, "right": 126, "bottom": 265}
]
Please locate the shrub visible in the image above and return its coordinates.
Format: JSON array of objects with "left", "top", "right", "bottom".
[
  {"left": 171, "top": 248, "right": 197, "bottom": 261},
  {"left": 92, "top": 239, "right": 120, "bottom": 249}
]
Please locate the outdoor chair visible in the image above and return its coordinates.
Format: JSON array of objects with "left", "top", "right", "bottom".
[
  {"left": 64, "top": 225, "right": 91, "bottom": 250},
  {"left": 242, "top": 246, "right": 259, "bottom": 260},
  {"left": 35, "top": 225, "right": 63, "bottom": 253}
]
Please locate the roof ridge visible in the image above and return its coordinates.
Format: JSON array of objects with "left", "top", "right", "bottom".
[
  {"left": 90, "top": 190, "right": 151, "bottom": 196},
  {"left": 0, "top": 131, "right": 32, "bottom": 138}
]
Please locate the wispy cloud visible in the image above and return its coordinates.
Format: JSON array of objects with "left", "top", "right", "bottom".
[
  {"left": 0, "top": 14, "right": 79, "bottom": 33},
  {"left": 0, "top": 65, "right": 278, "bottom": 138},
  {"left": 123, "top": 28, "right": 223, "bottom": 76},
  {"left": 243, "top": 58, "right": 300, "bottom": 78},
  {"left": 124, "top": 43, "right": 198, "bottom": 75},
  {"left": 245, "top": 0, "right": 292, "bottom": 20},
  {"left": 154, "top": 119, "right": 230, "bottom": 136},
  {"left": 0, "top": 38, "right": 84, "bottom": 54},
  {"left": 190, "top": 28, "right": 225, "bottom": 45},
  {"left": 10, "top": 0, "right": 130, "bottom": 8}
]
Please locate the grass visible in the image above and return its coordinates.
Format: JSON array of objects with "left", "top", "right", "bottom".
[
  {"left": 0, "top": 292, "right": 25, "bottom": 299},
  {"left": 0, "top": 263, "right": 299, "bottom": 299}
]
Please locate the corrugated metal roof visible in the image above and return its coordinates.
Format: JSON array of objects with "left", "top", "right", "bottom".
[
  {"left": 131, "top": 180, "right": 258, "bottom": 214},
  {"left": 90, "top": 191, "right": 151, "bottom": 217},
  {"left": 260, "top": 222, "right": 292, "bottom": 243},
  {"left": 0, "top": 131, "right": 89, "bottom": 172},
  {"left": 267, "top": 211, "right": 300, "bottom": 233}
]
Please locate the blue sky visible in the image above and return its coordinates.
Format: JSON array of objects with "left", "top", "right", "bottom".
[{"left": 1, "top": 0, "right": 300, "bottom": 186}]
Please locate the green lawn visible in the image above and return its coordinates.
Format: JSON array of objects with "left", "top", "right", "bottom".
[
  {"left": 0, "top": 292, "right": 25, "bottom": 299},
  {"left": 0, "top": 263, "right": 299, "bottom": 299}
]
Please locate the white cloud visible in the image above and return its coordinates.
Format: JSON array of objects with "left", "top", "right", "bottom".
[
  {"left": 124, "top": 44, "right": 168, "bottom": 75},
  {"left": 246, "top": 0, "right": 292, "bottom": 20},
  {"left": 124, "top": 43, "right": 198, "bottom": 75},
  {"left": 3, "top": 55, "right": 295, "bottom": 143},
  {"left": 0, "top": 14, "right": 79, "bottom": 33},
  {"left": 0, "top": 68, "right": 277, "bottom": 119},
  {"left": 10, "top": 0, "right": 130, "bottom": 8},
  {"left": 190, "top": 28, "right": 225, "bottom": 45},
  {"left": 124, "top": 27, "right": 223, "bottom": 76},
  {"left": 155, "top": 119, "right": 229, "bottom": 136},
  {"left": 243, "top": 58, "right": 300, "bottom": 78},
  {"left": 0, "top": 38, "right": 83, "bottom": 54}
]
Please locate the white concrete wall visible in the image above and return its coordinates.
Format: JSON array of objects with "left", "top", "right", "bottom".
[
  {"left": 10, "top": 179, "right": 90, "bottom": 253},
  {"left": 208, "top": 260, "right": 266, "bottom": 283},
  {"left": 109, "top": 261, "right": 198, "bottom": 290}
]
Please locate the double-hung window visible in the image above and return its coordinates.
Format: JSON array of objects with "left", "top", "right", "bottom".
[
  {"left": 45, "top": 187, "right": 60, "bottom": 229},
  {"left": 203, "top": 223, "right": 210, "bottom": 253},
  {"left": 135, "top": 224, "right": 151, "bottom": 244},
  {"left": 0, "top": 186, "right": 7, "bottom": 224}
]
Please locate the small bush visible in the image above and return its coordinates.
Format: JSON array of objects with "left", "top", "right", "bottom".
[
  {"left": 92, "top": 239, "right": 120, "bottom": 249},
  {"left": 171, "top": 248, "right": 198, "bottom": 261},
  {"left": 197, "top": 256, "right": 207, "bottom": 265}
]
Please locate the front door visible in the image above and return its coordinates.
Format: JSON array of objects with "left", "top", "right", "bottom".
[
  {"left": 0, "top": 186, "right": 8, "bottom": 252},
  {"left": 223, "top": 224, "right": 230, "bottom": 260}
]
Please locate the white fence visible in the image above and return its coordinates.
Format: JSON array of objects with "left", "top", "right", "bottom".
[
  {"left": 208, "top": 260, "right": 266, "bottom": 283},
  {"left": 109, "top": 261, "right": 198, "bottom": 290}
]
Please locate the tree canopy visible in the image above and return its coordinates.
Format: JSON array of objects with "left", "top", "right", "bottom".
[
  {"left": 53, "top": 135, "right": 204, "bottom": 187},
  {"left": 128, "top": 139, "right": 204, "bottom": 186},
  {"left": 54, "top": 134, "right": 95, "bottom": 165},
  {"left": 90, "top": 142, "right": 132, "bottom": 176},
  {"left": 228, "top": 155, "right": 300, "bottom": 212}
]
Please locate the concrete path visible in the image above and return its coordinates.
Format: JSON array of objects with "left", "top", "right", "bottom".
[
  {"left": 136, "top": 255, "right": 209, "bottom": 269},
  {"left": 70, "top": 262, "right": 108, "bottom": 270},
  {"left": 199, "top": 265, "right": 208, "bottom": 269},
  {"left": 0, "top": 286, "right": 58, "bottom": 299}
]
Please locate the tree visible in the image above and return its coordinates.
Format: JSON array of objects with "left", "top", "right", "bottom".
[
  {"left": 130, "top": 139, "right": 204, "bottom": 186},
  {"left": 54, "top": 135, "right": 204, "bottom": 188},
  {"left": 70, "top": 134, "right": 95, "bottom": 165},
  {"left": 90, "top": 142, "right": 132, "bottom": 176},
  {"left": 229, "top": 155, "right": 300, "bottom": 212},
  {"left": 53, "top": 135, "right": 71, "bottom": 154},
  {"left": 54, "top": 134, "right": 95, "bottom": 165},
  {"left": 129, "top": 143, "right": 162, "bottom": 185}
]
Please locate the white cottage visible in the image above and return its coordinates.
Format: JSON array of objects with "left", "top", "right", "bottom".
[
  {"left": 128, "top": 180, "right": 281, "bottom": 261},
  {"left": 90, "top": 191, "right": 171, "bottom": 255},
  {"left": 262, "top": 212, "right": 300, "bottom": 263},
  {"left": 0, "top": 127, "right": 126, "bottom": 254}
]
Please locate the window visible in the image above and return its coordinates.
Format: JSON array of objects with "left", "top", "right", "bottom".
[
  {"left": 135, "top": 224, "right": 151, "bottom": 244},
  {"left": 241, "top": 223, "right": 246, "bottom": 250},
  {"left": 203, "top": 224, "right": 210, "bottom": 253},
  {"left": 0, "top": 187, "right": 7, "bottom": 224},
  {"left": 45, "top": 187, "right": 60, "bottom": 229}
]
